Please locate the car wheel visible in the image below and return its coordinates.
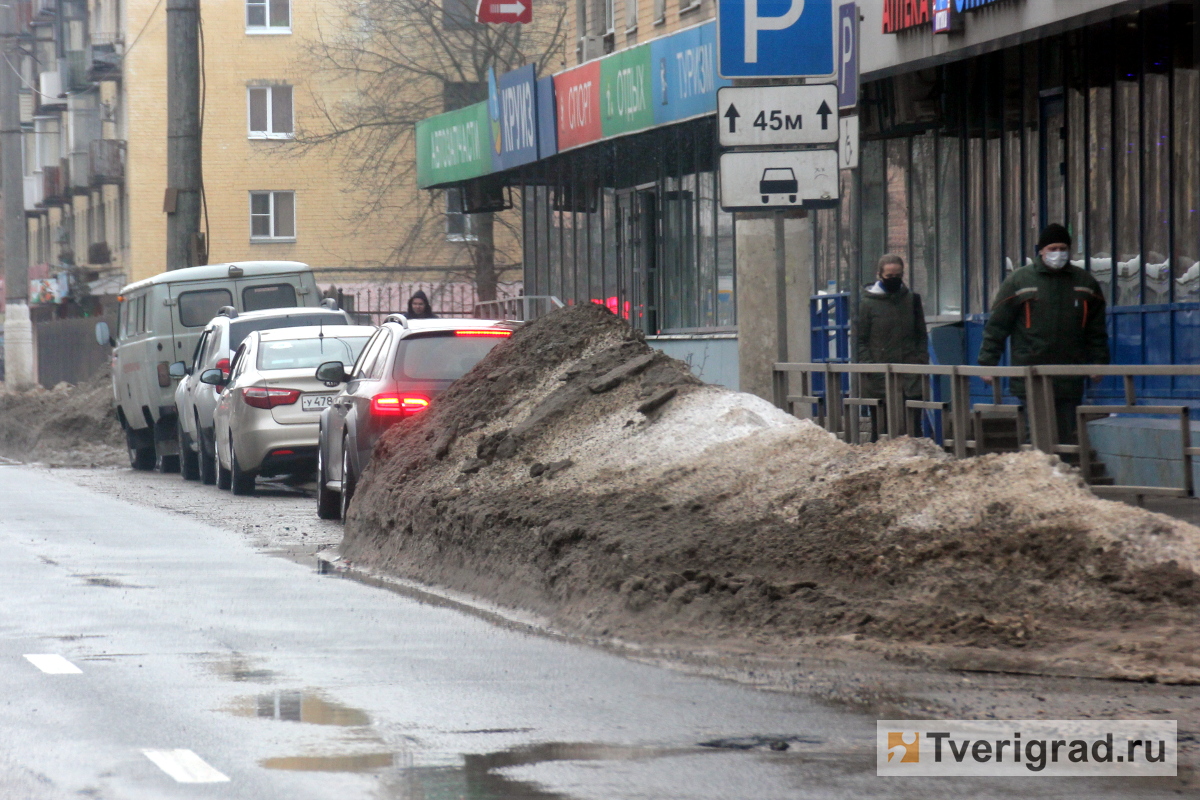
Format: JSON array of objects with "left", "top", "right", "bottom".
[
  {"left": 230, "top": 435, "right": 256, "bottom": 496},
  {"left": 789, "top": 194, "right": 797, "bottom": 203},
  {"left": 316, "top": 442, "right": 341, "bottom": 521},
  {"left": 216, "top": 435, "right": 232, "bottom": 490},
  {"left": 339, "top": 435, "right": 356, "bottom": 521},
  {"left": 761, "top": 195, "right": 768, "bottom": 203},
  {"left": 178, "top": 421, "right": 200, "bottom": 481},
  {"left": 198, "top": 425, "right": 217, "bottom": 485},
  {"left": 126, "top": 430, "right": 155, "bottom": 471}
]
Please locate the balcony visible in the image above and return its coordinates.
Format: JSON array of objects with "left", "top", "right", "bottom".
[
  {"left": 42, "top": 165, "right": 66, "bottom": 206},
  {"left": 89, "top": 139, "right": 125, "bottom": 185},
  {"left": 34, "top": 0, "right": 54, "bottom": 18},
  {"left": 69, "top": 151, "right": 90, "bottom": 193},
  {"left": 88, "top": 35, "right": 123, "bottom": 82},
  {"left": 24, "top": 174, "right": 43, "bottom": 212},
  {"left": 64, "top": 50, "right": 89, "bottom": 91}
]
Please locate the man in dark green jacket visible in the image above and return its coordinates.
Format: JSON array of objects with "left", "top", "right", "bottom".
[
  {"left": 978, "top": 223, "right": 1109, "bottom": 444},
  {"left": 855, "top": 254, "right": 929, "bottom": 438}
]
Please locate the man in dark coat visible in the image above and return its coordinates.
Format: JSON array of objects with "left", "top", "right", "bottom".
[
  {"left": 978, "top": 223, "right": 1109, "bottom": 444},
  {"left": 406, "top": 290, "right": 438, "bottom": 319},
  {"left": 855, "top": 254, "right": 929, "bottom": 438}
]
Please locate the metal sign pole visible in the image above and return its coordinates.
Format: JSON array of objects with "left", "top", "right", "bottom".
[{"left": 776, "top": 210, "right": 788, "bottom": 363}]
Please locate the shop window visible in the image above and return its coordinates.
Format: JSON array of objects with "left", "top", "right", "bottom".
[
  {"left": 246, "top": 0, "right": 289, "bottom": 32},
  {"left": 1087, "top": 27, "right": 1114, "bottom": 303},
  {"left": 1142, "top": 5, "right": 1171, "bottom": 305},
  {"left": 446, "top": 189, "right": 477, "bottom": 241},
  {"left": 936, "top": 132, "right": 963, "bottom": 316},
  {"left": 1172, "top": 3, "right": 1200, "bottom": 303},
  {"left": 248, "top": 85, "right": 293, "bottom": 139},
  {"left": 859, "top": 139, "right": 886, "bottom": 286},
  {"left": 910, "top": 133, "right": 936, "bottom": 304},
  {"left": 249, "top": 190, "right": 296, "bottom": 241}
]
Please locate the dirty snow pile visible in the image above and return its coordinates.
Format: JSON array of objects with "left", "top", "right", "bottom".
[
  {"left": 0, "top": 367, "right": 125, "bottom": 466},
  {"left": 345, "top": 304, "right": 1200, "bottom": 683}
]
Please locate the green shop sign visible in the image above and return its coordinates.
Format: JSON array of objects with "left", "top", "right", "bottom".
[
  {"left": 600, "top": 43, "right": 654, "bottom": 137},
  {"left": 417, "top": 101, "right": 492, "bottom": 188}
]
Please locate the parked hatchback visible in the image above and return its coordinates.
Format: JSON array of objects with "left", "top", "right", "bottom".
[
  {"left": 172, "top": 306, "right": 351, "bottom": 484},
  {"left": 205, "top": 325, "right": 374, "bottom": 495},
  {"left": 314, "top": 316, "right": 515, "bottom": 519}
]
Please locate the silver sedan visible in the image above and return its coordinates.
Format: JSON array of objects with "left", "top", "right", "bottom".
[{"left": 203, "top": 325, "right": 374, "bottom": 495}]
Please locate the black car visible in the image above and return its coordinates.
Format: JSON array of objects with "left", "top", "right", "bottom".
[{"left": 313, "top": 316, "right": 515, "bottom": 520}]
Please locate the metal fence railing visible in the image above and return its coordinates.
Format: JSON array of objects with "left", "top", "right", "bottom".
[
  {"left": 773, "top": 361, "right": 1199, "bottom": 499},
  {"left": 473, "top": 295, "right": 564, "bottom": 321}
]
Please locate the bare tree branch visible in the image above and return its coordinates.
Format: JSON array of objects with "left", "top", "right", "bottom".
[{"left": 291, "top": 0, "right": 569, "bottom": 298}]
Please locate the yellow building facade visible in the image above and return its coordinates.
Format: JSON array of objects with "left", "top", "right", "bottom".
[{"left": 122, "top": 0, "right": 417, "bottom": 282}]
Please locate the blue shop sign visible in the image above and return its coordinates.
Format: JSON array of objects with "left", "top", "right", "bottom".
[
  {"left": 536, "top": 76, "right": 558, "bottom": 160},
  {"left": 651, "top": 22, "right": 729, "bottom": 126},
  {"left": 489, "top": 63, "right": 540, "bottom": 171}
]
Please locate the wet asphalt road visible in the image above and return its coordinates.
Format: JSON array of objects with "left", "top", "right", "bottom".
[{"left": 0, "top": 465, "right": 1186, "bottom": 799}]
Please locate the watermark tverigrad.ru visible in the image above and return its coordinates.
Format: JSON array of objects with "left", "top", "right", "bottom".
[{"left": 877, "top": 720, "right": 1176, "bottom": 777}]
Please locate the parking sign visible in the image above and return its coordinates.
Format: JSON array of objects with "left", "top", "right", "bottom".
[{"left": 717, "top": 0, "right": 837, "bottom": 79}]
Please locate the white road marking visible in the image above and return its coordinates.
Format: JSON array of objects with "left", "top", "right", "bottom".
[
  {"left": 142, "top": 749, "right": 230, "bottom": 783},
  {"left": 23, "top": 654, "right": 82, "bottom": 674}
]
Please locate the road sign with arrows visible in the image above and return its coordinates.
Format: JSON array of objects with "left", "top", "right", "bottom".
[
  {"left": 476, "top": 0, "right": 531, "bottom": 23},
  {"left": 716, "top": 84, "right": 839, "bottom": 147}
]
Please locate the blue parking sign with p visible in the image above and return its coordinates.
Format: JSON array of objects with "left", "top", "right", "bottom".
[{"left": 717, "top": 0, "right": 837, "bottom": 79}]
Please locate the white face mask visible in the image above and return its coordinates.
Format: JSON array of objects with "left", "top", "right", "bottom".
[{"left": 1043, "top": 250, "right": 1070, "bottom": 270}]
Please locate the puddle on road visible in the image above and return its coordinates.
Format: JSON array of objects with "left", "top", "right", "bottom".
[
  {"left": 261, "top": 739, "right": 701, "bottom": 792},
  {"left": 207, "top": 653, "right": 278, "bottom": 684},
  {"left": 229, "top": 690, "right": 371, "bottom": 727},
  {"left": 262, "top": 752, "right": 394, "bottom": 772}
]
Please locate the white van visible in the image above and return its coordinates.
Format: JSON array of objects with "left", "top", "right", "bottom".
[{"left": 97, "top": 261, "right": 323, "bottom": 471}]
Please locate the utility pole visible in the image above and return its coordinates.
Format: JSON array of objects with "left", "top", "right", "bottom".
[
  {"left": 1, "top": 0, "right": 33, "bottom": 387},
  {"left": 166, "top": 0, "right": 202, "bottom": 270}
]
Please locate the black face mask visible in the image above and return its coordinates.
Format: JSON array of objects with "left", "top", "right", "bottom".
[{"left": 881, "top": 276, "right": 903, "bottom": 293}]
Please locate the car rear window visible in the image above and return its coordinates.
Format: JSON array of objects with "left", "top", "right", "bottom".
[
  {"left": 242, "top": 283, "right": 298, "bottom": 311},
  {"left": 393, "top": 331, "right": 507, "bottom": 381},
  {"left": 178, "top": 288, "right": 233, "bottom": 327},
  {"left": 228, "top": 313, "right": 349, "bottom": 349},
  {"left": 257, "top": 336, "right": 370, "bottom": 371}
]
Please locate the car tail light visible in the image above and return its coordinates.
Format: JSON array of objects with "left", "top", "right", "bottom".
[
  {"left": 454, "top": 329, "right": 512, "bottom": 337},
  {"left": 215, "top": 357, "right": 231, "bottom": 376},
  {"left": 371, "top": 393, "right": 430, "bottom": 416},
  {"left": 242, "top": 386, "right": 301, "bottom": 409}
]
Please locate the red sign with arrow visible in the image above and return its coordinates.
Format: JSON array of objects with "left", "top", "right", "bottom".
[{"left": 476, "top": 0, "right": 531, "bottom": 23}]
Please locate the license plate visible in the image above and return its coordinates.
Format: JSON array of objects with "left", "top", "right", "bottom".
[{"left": 301, "top": 394, "right": 335, "bottom": 412}]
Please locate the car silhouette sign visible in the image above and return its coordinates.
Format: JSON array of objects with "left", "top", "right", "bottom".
[
  {"left": 719, "top": 150, "right": 839, "bottom": 210},
  {"left": 759, "top": 168, "right": 799, "bottom": 203}
]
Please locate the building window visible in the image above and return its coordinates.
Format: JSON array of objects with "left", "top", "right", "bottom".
[
  {"left": 246, "top": 0, "right": 290, "bottom": 32},
  {"left": 250, "top": 191, "right": 295, "bottom": 241},
  {"left": 446, "top": 189, "right": 476, "bottom": 241},
  {"left": 248, "top": 85, "right": 293, "bottom": 138}
]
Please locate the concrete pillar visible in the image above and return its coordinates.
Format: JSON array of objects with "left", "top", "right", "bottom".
[
  {"left": 3, "top": 303, "right": 34, "bottom": 389},
  {"left": 736, "top": 210, "right": 813, "bottom": 401}
]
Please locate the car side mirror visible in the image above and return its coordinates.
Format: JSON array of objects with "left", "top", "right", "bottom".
[
  {"left": 95, "top": 321, "right": 114, "bottom": 348},
  {"left": 315, "top": 361, "right": 347, "bottom": 384},
  {"left": 199, "top": 368, "right": 228, "bottom": 387},
  {"left": 168, "top": 361, "right": 188, "bottom": 379}
]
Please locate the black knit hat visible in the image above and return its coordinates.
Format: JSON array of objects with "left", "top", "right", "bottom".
[{"left": 1036, "top": 223, "right": 1071, "bottom": 251}]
